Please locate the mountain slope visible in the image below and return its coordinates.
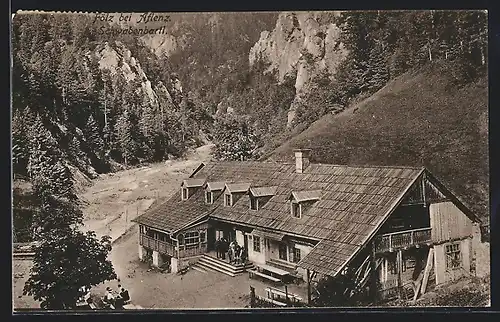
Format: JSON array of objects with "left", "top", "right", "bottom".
[{"left": 269, "top": 63, "right": 488, "bottom": 220}]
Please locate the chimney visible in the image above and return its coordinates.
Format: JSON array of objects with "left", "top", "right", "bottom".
[{"left": 294, "top": 149, "right": 311, "bottom": 174}]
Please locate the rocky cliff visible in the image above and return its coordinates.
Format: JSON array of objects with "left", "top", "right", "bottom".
[
  {"left": 93, "top": 41, "right": 179, "bottom": 110},
  {"left": 249, "top": 12, "right": 348, "bottom": 126}
]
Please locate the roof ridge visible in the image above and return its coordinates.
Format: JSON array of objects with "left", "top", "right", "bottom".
[{"left": 309, "top": 163, "right": 425, "bottom": 170}]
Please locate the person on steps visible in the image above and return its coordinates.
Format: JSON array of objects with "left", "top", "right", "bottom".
[{"left": 215, "top": 238, "right": 221, "bottom": 258}]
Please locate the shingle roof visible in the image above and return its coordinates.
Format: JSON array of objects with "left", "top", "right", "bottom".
[
  {"left": 134, "top": 160, "right": 425, "bottom": 277},
  {"left": 134, "top": 161, "right": 284, "bottom": 233},
  {"left": 250, "top": 186, "right": 279, "bottom": 197},
  {"left": 251, "top": 228, "right": 285, "bottom": 241},
  {"left": 290, "top": 190, "right": 322, "bottom": 202},
  {"left": 225, "top": 183, "right": 251, "bottom": 194},
  {"left": 182, "top": 178, "right": 206, "bottom": 188},
  {"left": 206, "top": 181, "right": 226, "bottom": 191}
]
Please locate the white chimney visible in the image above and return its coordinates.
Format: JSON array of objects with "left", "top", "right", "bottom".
[{"left": 294, "top": 149, "right": 311, "bottom": 174}]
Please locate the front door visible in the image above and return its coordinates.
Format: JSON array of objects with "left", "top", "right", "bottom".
[
  {"left": 243, "top": 234, "right": 248, "bottom": 251},
  {"left": 225, "top": 229, "right": 235, "bottom": 243},
  {"left": 278, "top": 242, "right": 288, "bottom": 261}
]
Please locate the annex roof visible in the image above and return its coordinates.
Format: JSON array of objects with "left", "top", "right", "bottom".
[
  {"left": 249, "top": 186, "right": 279, "bottom": 197},
  {"left": 205, "top": 181, "right": 226, "bottom": 191},
  {"left": 225, "top": 183, "right": 251, "bottom": 194},
  {"left": 182, "top": 178, "right": 206, "bottom": 188},
  {"left": 289, "top": 190, "right": 322, "bottom": 202}
]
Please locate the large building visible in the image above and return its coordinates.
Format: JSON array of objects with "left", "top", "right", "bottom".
[{"left": 133, "top": 149, "right": 481, "bottom": 302}]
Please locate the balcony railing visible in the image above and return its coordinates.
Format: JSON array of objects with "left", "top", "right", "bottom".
[
  {"left": 374, "top": 227, "right": 432, "bottom": 253},
  {"left": 178, "top": 242, "right": 207, "bottom": 258},
  {"left": 140, "top": 233, "right": 175, "bottom": 257}
]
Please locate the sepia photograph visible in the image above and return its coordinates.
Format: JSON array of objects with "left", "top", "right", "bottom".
[{"left": 11, "top": 10, "right": 490, "bottom": 311}]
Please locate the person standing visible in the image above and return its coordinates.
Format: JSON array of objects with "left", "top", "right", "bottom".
[
  {"left": 234, "top": 242, "right": 241, "bottom": 264},
  {"left": 120, "top": 287, "right": 130, "bottom": 302},
  {"left": 229, "top": 241, "right": 236, "bottom": 264},
  {"left": 221, "top": 238, "right": 228, "bottom": 260},
  {"left": 215, "top": 238, "right": 221, "bottom": 258},
  {"left": 240, "top": 247, "right": 247, "bottom": 265}
]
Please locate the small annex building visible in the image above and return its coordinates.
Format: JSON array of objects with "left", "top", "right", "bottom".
[{"left": 133, "top": 149, "right": 482, "bottom": 302}]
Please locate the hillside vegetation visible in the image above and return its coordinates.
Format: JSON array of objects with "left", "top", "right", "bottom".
[{"left": 270, "top": 63, "right": 488, "bottom": 221}]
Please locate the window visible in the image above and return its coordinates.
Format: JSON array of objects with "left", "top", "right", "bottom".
[
  {"left": 178, "top": 234, "right": 184, "bottom": 246},
  {"left": 278, "top": 243, "right": 288, "bottom": 260},
  {"left": 225, "top": 194, "right": 232, "bottom": 207},
  {"left": 158, "top": 233, "right": 166, "bottom": 242},
  {"left": 205, "top": 191, "right": 213, "bottom": 204},
  {"left": 292, "top": 248, "right": 301, "bottom": 263},
  {"left": 446, "top": 242, "right": 462, "bottom": 270},
  {"left": 291, "top": 202, "right": 301, "bottom": 218},
  {"left": 184, "top": 231, "right": 200, "bottom": 245},
  {"left": 199, "top": 231, "right": 206, "bottom": 243},
  {"left": 182, "top": 188, "right": 188, "bottom": 200},
  {"left": 139, "top": 225, "right": 145, "bottom": 234},
  {"left": 250, "top": 196, "right": 258, "bottom": 210},
  {"left": 253, "top": 236, "right": 261, "bottom": 253}
]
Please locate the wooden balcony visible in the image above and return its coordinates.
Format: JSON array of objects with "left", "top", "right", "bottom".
[
  {"left": 178, "top": 242, "right": 207, "bottom": 258},
  {"left": 374, "top": 227, "right": 432, "bottom": 253},
  {"left": 140, "top": 233, "right": 175, "bottom": 257}
]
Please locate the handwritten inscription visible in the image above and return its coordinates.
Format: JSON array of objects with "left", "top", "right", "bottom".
[{"left": 93, "top": 12, "right": 171, "bottom": 35}]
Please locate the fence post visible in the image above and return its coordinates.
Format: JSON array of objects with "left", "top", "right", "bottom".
[{"left": 250, "top": 286, "right": 255, "bottom": 308}]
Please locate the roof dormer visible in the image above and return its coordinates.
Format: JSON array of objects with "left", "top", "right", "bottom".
[
  {"left": 181, "top": 178, "right": 206, "bottom": 201},
  {"left": 224, "top": 183, "right": 251, "bottom": 207},
  {"left": 204, "top": 181, "right": 225, "bottom": 204},
  {"left": 288, "top": 190, "right": 322, "bottom": 218},
  {"left": 248, "top": 186, "right": 278, "bottom": 210}
]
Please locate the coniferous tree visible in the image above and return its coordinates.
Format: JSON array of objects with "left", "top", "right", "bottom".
[
  {"left": 213, "top": 114, "right": 260, "bottom": 161},
  {"left": 139, "top": 100, "right": 157, "bottom": 161},
  {"left": 27, "top": 114, "right": 61, "bottom": 180},
  {"left": 85, "top": 115, "right": 105, "bottom": 158},
  {"left": 68, "top": 136, "right": 88, "bottom": 171},
  {"left": 115, "top": 109, "right": 137, "bottom": 165}
]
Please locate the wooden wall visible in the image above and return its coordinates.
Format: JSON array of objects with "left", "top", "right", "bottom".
[
  {"left": 248, "top": 233, "right": 266, "bottom": 264},
  {"left": 429, "top": 201, "right": 473, "bottom": 243},
  {"left": 294, "top": 244, "right": 313, "bottom": 281},
  {"left": 433, "top": 238, "right": 472, "bottom": 285}
]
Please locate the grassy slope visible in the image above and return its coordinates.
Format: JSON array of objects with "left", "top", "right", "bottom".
[{"left": 270, "top": 64, "right": 489, "bottom": 221}]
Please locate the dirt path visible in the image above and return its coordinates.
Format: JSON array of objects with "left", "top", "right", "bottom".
[
  {"left": 80, "top": 144, "right": 214, "bottom": 243},
  {"left": 92, "top": 226, "right": 308, "bottom": 309}
]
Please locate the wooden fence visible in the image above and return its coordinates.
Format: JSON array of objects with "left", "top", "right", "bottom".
[{"left": 249, "top": 286, "right": 309, "bottom": 308}]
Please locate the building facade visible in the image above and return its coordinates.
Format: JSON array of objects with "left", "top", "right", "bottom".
[{"left": 133, "top": 149, "right": 481, "bottom": 301}]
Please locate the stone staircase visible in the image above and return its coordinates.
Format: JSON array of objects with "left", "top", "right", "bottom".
[{"left": 193, "top": 254, "right": 254, "bottom": 277}]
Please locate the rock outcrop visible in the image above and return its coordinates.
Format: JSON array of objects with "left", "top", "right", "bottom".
[
  {"left": 249, "top": 12, "right": 348, "bottom": 126},
  {"left": 93, "top": 41, "right": 177, "bottom": 110}
]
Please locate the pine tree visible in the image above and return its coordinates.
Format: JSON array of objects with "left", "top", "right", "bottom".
[
  {"left": 85, "top": 115, "right": 104, "bottom": 158},
  {"left": 12, "top": 109, "right": 30, "bottom": 177},
  {"left": 213, "top": 115, "right": 259, "bottom": 161},
  {"left": 115, "top": 109, "right": 137, "bottom": 165},
  {"left": 27, "top": 115, "right": 60, "bottom": 180},
  {"left": 139, "top": 101, "right": 156, "bottom": 161},
  {"left": 367, "top": 43, "right": 390, "bottom": 92},
  {"left": 68, "top": 136, "right": 88, "bottom": 170}
]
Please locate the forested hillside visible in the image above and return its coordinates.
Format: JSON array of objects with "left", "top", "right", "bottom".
[
  {"left": 264, "top": 11, "right": 488, "bottom": 220},
  {"left": 11, "top": 11, "right": 489, "bottom": 242},
  {"left": 11, "top": 13, "right": 214, "bottom": 181}
]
